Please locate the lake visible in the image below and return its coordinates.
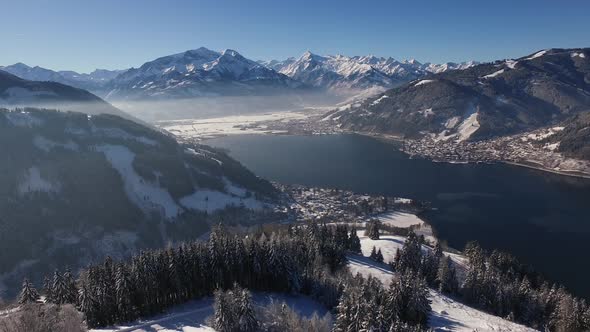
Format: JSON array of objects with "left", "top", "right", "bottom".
[{"left": 206, "top": 133, "right": 590, "bottom": 299}]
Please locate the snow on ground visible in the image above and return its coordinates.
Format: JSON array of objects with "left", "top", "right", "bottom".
[
  {"left": 414, "top": 79, "right": 435, "bottom": 87},
  {"left": 429, "top": 291, "right": 537, "bottom": 332},
  {"left": 505, "top": 60, "right": 518, "bottom": 69},
  {"left": 90, "top": 293, "right": 328, "bottom": 332},
  {"left": 371, "top": 94, "right": 389, "bottom": 105},
  {"left": 347, "top": 240, "right": 537, "bottom": 332},
  {"left": 482, "top": 69, "right": 505, "bottom": 79},
  {"left": 5, "top": 110, "right": 44, "bottom": 127},
  {"left": 158, "top": 111, "right": 307, "bottom": 140},
  {"left": 17, "top": 166, "right": 60, "bottom": 195},
  {"left": 444, "top": 116, "right": 460, "bottom": 129},
  {"left": 525, "top": 50, "right": 547, "bottom": 60},
  {"left": 571, "top": 52, "right": 586, "bottom": 59},
  {"left": 523, "top": 126, "right": 564, "bottom": 142},
  {"left": 33, "top": 135, "right": 79, "bottom": 152},
  {"left": 378, "top": 211, "right": 424, "bottom": 228},
  {"left": 96, "top": 144, "right": 183, "bottom": 219},
  {"left": 456, "top": 111, "right": 480, "bottom": 142}
]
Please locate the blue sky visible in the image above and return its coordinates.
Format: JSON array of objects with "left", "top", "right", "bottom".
[{"left": 1, "top": 0, "right": 589, "bottom": 73}]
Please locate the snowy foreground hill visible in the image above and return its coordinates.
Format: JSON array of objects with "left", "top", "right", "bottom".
[
  {"left": 349, "top": 227, "right": 537, "bottom": 332},
  {"left": 0, "top": 108, "right": 279, "bottom": 298},
  {"left": 89, "top": 212, "right": 535, "bottom": 332}
]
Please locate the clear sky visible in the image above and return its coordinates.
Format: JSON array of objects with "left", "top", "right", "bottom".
[{"left": 1, "top": 0, "right": 589, "bottom": 73}]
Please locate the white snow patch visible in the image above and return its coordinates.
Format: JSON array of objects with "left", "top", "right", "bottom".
[
  {"left": 545, "top": 142, "right": 560, "bottom": 151},
  {"left": 444, "top": 116, "right": 460, "bottom": 129},
  {"left": 505, "top": 60, "right": 518, "bottom": 69},
  {"left": 371, "top": 94, "right": 389, "bottom": 105},
  {"left": 414, "top": 79, "right": 435, "bottom": 87},
  {"left": 571, "top": 52, "right": 586, "bottom": 59},
  {"left": 482, "top": 68, "right": 505, "bottom": 79},
  {"left": 18, "top": 166, "right": 59, "bottom": 195},
  {"left": 456, "top": 111, "right": 480, "bottom": 142},
  {"left": 429, "top": 291, "right": 537, "bottom": 332},
  {"left": 378, "top": 211, "right": 425, "bottom": 228},
  {"left": 96, "top": 144, "right": 183, "bottom": 219},
  {"left": 33, "top": 135, "right": 79, "bottom": 152},
  {"left": 525, "top": 50, "right": 547, "bottom": 60}
]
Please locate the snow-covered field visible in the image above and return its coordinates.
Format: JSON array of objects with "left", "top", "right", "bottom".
[
  {"left": 158, "top": 111, "right": 308, "bottom": 140},
  {"left": 347, "top": 233, "right": 537, "bottom": 331},
  {"left": 378, "top": 211, "right": 424, "bottom": 228},
  {"left": 90, "top": 293, "right": 328, "bottom": 332}
]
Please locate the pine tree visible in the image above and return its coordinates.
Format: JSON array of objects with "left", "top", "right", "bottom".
[
  {"left": 213, "top": 289, "right": 236, "bottom": 332},
  {"left": 348, "top": 228, "right": 361, "bottom": 254},
  {"left": 18, "top": 278, "right": 40, "bottom": 304},
  {"left": 42, "top": 276, "right": 53, "bottom": 302},
  {"left": 63, "top": 268, "right": 78, "bottom": 305},
  {"left": 115, "top": 264, "right": 135, "bottom": 322},
  {"left": 376, "top": 249, "right": 384, "bottom": 264},
  {"left": 237, "top": 287, "right": 259, "bottom": 332},
  {"left": 366, "top": 219, "right": 381, "bottom": 240},
  {"left": 386, "top": 270, "right": 431, "bottom": 326},
  {"left": 394, "top": 231, "right": 422, "bottom": 273},
  {"left": 370, "top": 246, "right": 378, "bottom": 261},
  {"left": 436, "top": 256, "right": 458, "bottom": 294}
]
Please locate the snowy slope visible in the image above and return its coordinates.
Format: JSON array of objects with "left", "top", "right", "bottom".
[
  {"left": 0, "top": 108, "right": 279, "bottom": 299},
  {"left": 90, "top": 293, "right": 328, "bottom": 332},
  {"left": 347, "top": 228, "right": 537, "bottom": 332}
]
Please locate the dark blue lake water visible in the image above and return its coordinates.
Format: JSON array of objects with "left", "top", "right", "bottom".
[{"left": 207, "top": 134, "right": 590, "bottom": 299}]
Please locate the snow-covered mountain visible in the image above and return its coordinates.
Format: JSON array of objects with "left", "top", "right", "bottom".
[
  {"left": 0, "top": 63, "right": 124, "bottom": 91},
  {"left": 0, "top": 108, "right": 280, "bottom": 297},
  {"left": 261, "top": 51, "right": 477, "bottom": 92},
  {"left": 333, "top": 48, "right": 590, "bottom": 141},
  {"left": 104, "top": 47, "right": 305, "bottom": 100}
]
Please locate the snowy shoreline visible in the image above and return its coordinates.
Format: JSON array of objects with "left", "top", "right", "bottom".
[{"left": 355, "top": 131, "right": 590, "bottom": 180}]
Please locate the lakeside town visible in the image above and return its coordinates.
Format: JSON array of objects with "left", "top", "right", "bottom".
[{"left": 278, "top": 183, "right": 428, "bottom": 224}]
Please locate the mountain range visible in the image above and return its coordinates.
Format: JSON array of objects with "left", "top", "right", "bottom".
[
  {"left": 261, "top": 51, "right": 477, "bottom": 92},
  {"left": 0, "top": 63, "right": 123, "bottom": 91},
  {"left": 332, "top": 48, "right": 590, "bottom": 142},
  {"left": 1, "top": 47, "right": 476, "bottom": 100}
]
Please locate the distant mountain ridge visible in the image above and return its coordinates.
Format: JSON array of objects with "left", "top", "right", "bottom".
[
  {"left": 332, "top": 48, "right": 590, "bottom": 141},
  {"left": 0, "top": 63, "right": 124, "bottom": 91},
  {"left": 3, "top": 47, "right": 477, "bottom": 100},
  {"left": 261, "top": 51, "right": 477, "bottom": 92},
  {"left": 0, "top": 69, "right": 136, "bottom": 121}
]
